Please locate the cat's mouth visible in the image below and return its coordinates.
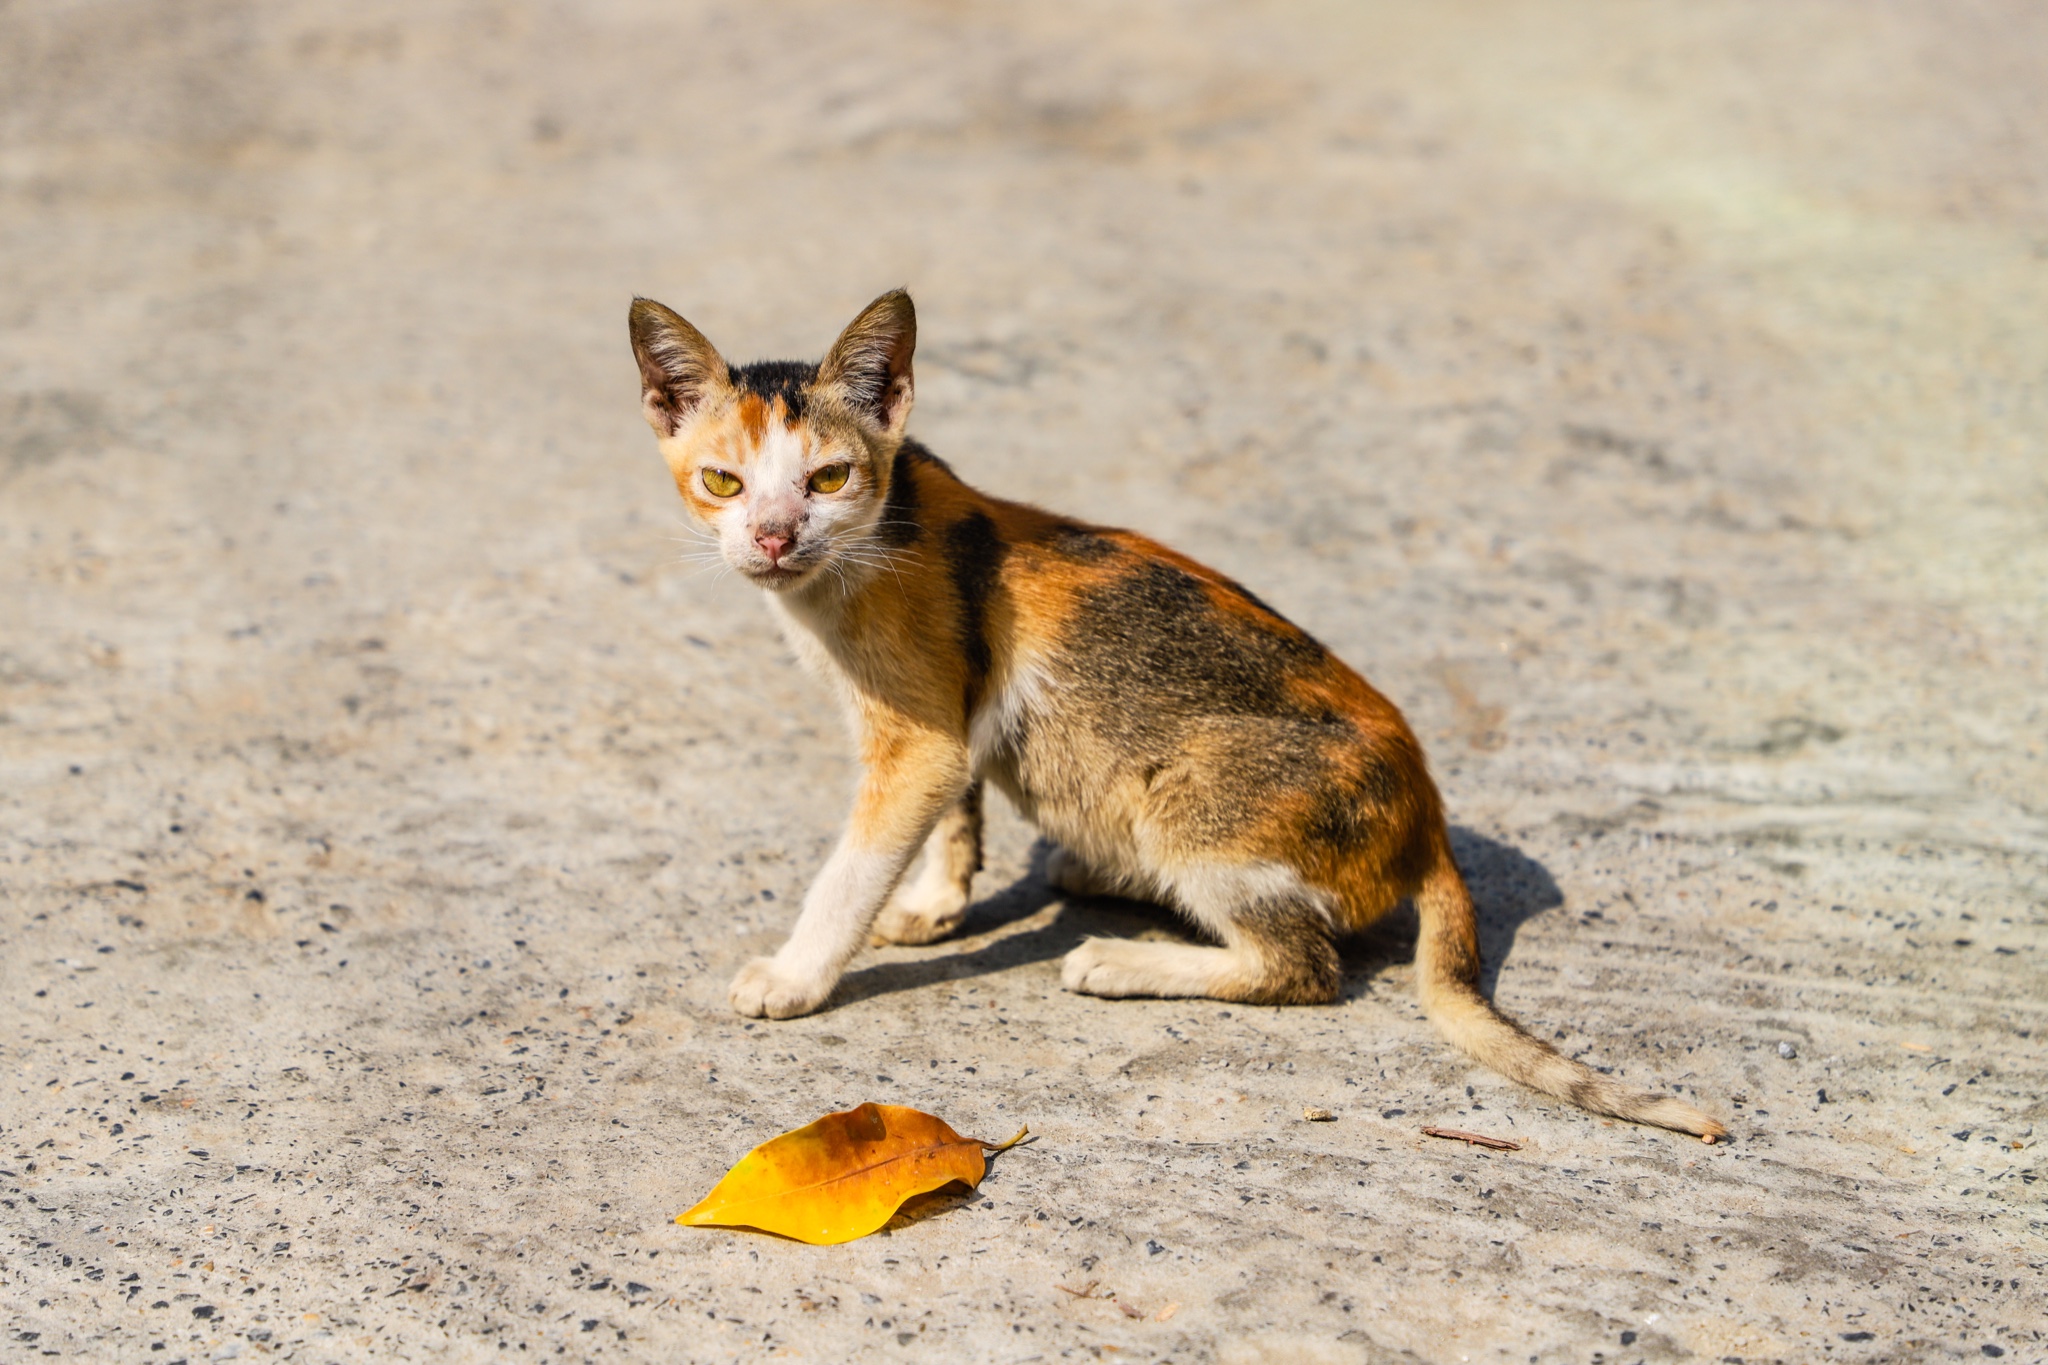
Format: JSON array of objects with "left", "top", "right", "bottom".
[{"left": 745, "top": 559, "right": 815, "bottom": 589}]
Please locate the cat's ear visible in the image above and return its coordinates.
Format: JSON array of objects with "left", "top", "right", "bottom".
[
  {"left": 817, "top": 289, "right": 916, "bottom": 434},
  {"left": 629, "top": 298, "right": 729, "bottom": 437}
]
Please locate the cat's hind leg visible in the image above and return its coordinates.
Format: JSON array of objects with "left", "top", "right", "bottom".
[
  {"left": 1060, "top": 862, "right": 1340, "bottom": 1005},
  {"left": 871, "top": 783, "right": 983, "bottom": 945}
]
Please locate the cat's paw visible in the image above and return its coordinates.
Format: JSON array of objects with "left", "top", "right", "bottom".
[
  {"left": 728, "top": 958, "right": 832, "bottom": 1019},
  {"left": 870, "top": 884, "right": 969, "bottom": 946},
  {"left": 1061, "top": 937, "right": 1147, "bottom": 997}
]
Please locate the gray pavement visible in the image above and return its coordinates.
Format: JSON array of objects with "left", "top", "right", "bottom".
[{"left": 3, "top": 2, "right": 2044, "bottom": 1361}]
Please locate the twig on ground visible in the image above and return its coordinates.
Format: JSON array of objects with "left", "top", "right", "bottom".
[{"left": 1421, "top": 1126, "right": 1522, "bottom": 1151}]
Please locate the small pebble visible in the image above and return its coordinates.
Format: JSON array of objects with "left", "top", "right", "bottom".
[
  {"left": 1301, "top": 1106, "right": 1335, "bottom": 1122},
  {"left": 1777, "top": 1041, "right": 1798, "bottom": 1059}
]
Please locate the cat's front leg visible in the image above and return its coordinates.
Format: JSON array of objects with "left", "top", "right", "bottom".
[
  {"left": 871, "top": 781, "right": 983, "bottom": 945},
  {"left": 730, "top": 731, "right": 970, "bottom": 1019}
]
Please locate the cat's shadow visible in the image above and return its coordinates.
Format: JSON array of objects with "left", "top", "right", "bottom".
[{"left": 830, "top": 826, "right": 1561, "bottom": 1009}]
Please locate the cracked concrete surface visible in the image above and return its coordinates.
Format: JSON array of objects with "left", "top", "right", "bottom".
[{"left": 3, "top": 2, "right": 2044, "bottom": 1361}]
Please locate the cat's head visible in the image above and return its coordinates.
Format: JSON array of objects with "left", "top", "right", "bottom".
[{"left": 629, "top": 290, "right": 916, "bottom": 593}]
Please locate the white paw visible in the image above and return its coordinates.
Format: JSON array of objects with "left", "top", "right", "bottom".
[
  {"left": 870, "top": 884, "right": 969, "bottom": 946},
  {"left": 728, "top": 957, "right": 832, "bottom": 1019},
  {"left": 1061, "top": 937, "right": 1144, "bottom": 997}
]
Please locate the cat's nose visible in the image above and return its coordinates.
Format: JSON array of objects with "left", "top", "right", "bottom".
[{"left": 755, "top": 531, "right": 792, "bottom": 564}]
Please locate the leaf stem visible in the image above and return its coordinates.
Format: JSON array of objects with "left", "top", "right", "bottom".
[{"left": 979, "top": 1126, "right": 1033, "bottom": 1155}]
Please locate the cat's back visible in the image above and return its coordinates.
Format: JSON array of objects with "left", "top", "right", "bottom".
[
  {"left": 895, "top": 446, "right": 1411, "bottom": 745},
  {"left": 1002, "top": 514, "right": 1395, "bottom": 730}
]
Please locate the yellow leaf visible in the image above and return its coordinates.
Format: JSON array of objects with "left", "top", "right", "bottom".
[{"left": 678, "top": 1103, "right": 1023, "bottom": 1245}]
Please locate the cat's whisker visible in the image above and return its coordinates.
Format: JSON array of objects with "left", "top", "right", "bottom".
[
  {"left": 671, "top": 546, "right": 735, "bottom": 579},
  {"left": 840, "top": 535, "right": 914, "bottom": 567},
  {"left": 830, "top": 548, "right": 912, "bottom": 590}
]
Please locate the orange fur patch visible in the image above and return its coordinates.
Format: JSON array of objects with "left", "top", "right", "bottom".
[{"left": 735, "top": 393, "right": 771, "bottom": 445}]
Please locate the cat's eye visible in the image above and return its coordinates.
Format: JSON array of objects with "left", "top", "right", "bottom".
[
  {"left": 808, "top": 463, "right": 850, "bottom": 495},
  {"left": 701, "top": 468, "right": 743, "bottom": 498}
]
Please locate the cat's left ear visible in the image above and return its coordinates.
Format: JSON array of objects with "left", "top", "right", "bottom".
[{"left": 818, "top": 289, "right": 916, "bottom": 435}]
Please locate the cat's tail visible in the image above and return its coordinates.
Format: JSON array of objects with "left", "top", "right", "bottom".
[{"left": 1411, "top": 839, "right": 1728, "bottom": 1142}]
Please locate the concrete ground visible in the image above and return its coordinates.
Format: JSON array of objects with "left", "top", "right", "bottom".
[{"left": 3, "top": 2, "right": 2044, "bottom": 1361}]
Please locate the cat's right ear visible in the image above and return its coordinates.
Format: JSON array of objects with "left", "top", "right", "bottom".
[{"left": 629, "top": 298, "right": 729, "bottom": 437}]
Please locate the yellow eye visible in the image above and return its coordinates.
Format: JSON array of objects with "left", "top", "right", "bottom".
[
  {"left": 701, "top": 468, "right": 742, "bottom": 498},
  {"left": 808, "top": 463, "right": 850, "bottom": 495}
]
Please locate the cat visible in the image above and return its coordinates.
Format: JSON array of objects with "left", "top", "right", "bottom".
[{"left": 628, "top": 288, "right": 1727, "bottom": 1142}]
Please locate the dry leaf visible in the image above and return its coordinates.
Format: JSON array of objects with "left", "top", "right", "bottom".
[{"left": 678, "top": 1102, "right": 1026, "bottom": 1245}]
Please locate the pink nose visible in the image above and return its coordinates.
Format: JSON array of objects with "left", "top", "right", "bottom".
[{"left": 755, "top": 532, "right": 791, "bottom": 564}]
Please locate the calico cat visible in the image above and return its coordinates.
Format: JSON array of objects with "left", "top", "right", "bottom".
[{"left": 629, "top": 289, "right": 1726, "bottom": 1142}]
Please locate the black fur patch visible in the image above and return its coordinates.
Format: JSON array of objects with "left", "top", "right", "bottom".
[
  {"left": 945, "top": 510, "right": 1005, "bottom": 712},
  {"left": 1046, "top": 523, "right": 1118, "bottom": 561},
  {"left": 877, "top": 444, "right": 926, "bottom": 548},
  {"left": 729, "top": 359, "right": 817, "bottom": 418}
]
